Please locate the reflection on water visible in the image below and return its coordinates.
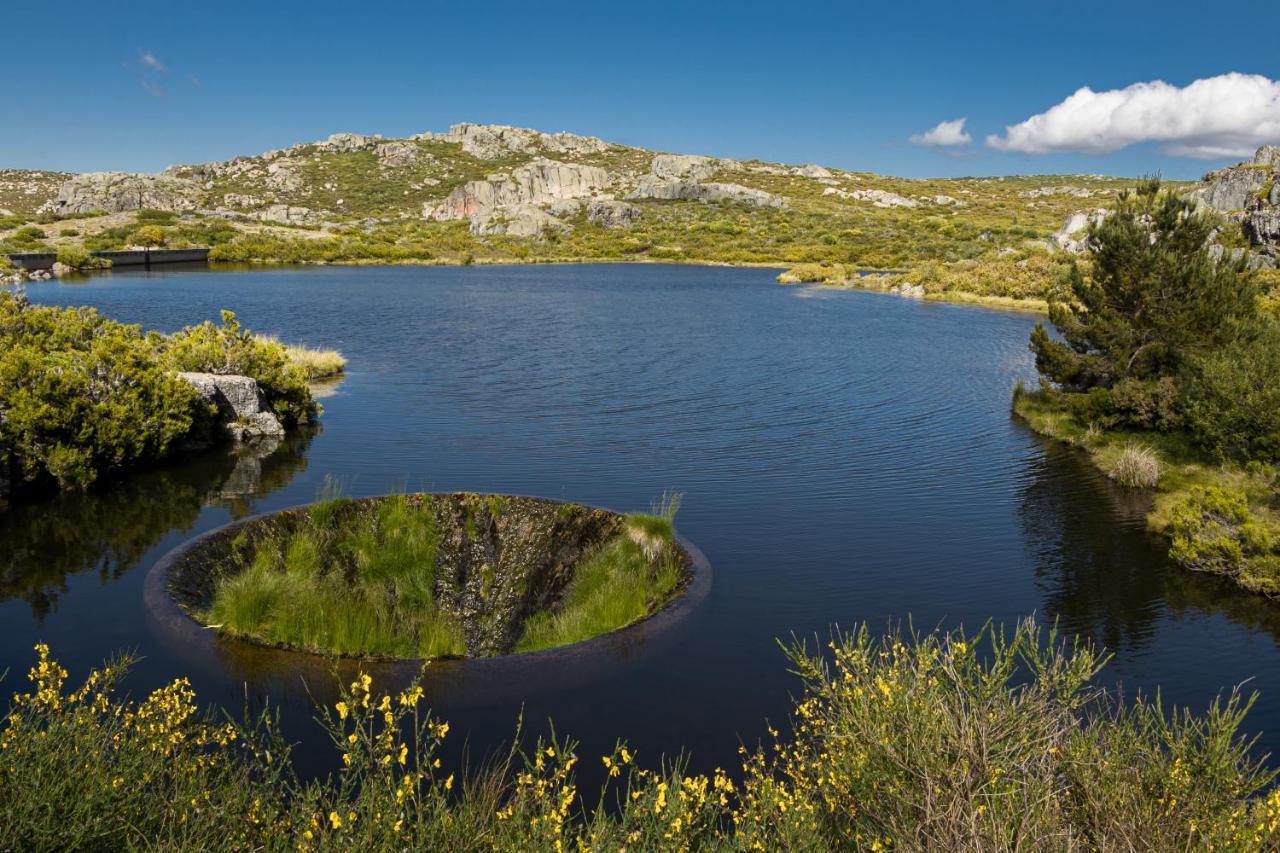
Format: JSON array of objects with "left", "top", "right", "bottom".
[
  {"left": 0, "top": 429, "right": 315, "bottom": 620},
  {"left": 5, "top": 263, "right": 1280, "bottom": 780}
]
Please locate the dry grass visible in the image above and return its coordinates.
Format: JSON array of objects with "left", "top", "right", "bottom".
[
  {"left": 1105, "top": 442, "right": 1162, "bottom": 488},
  {"left": 254, "top": 335, "right": 346, "bottom": 381}
]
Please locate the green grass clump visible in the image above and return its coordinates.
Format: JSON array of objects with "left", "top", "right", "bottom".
[
  {"left": 206, "top": 495, "right": 464, "bottom": 658},
  {"left": 776, "top": 262, "right": 847, "bottom": 284},
  {"left": 517, "top": 496, "right": 685, "bottom": 652}
]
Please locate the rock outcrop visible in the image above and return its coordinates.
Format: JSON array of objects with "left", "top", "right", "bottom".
[
  {"left": 46, "top": 172, "right": 202, "bottom": 215},
  {"left": 822, "top": 187, "right": 918, "bottom": 209},
  {"left": 431, "top": 159, "right": 610, "bottom": 220},
  {"left": 1194, "top": 146, "right": 1280, "bottom": 264},
  {"left": 1049, "top": 210, "right": 1108, "bottom": 254},
  {"left": 586, "top": 199, "right": 642, "bottom": 228},
  {"left": 650, "top": 154, "right": 721, "bottom": 181},
  {"left": 178, "top": 373, "right": 284, "bottom": 441},
  {"left": 469, "top": 204, "right": 569, "bottom": 238},
  {"left": 626, "top": 176, "right": 783, "bottom": 207},
  {"left": 420, "top": 124, "right": 608, "bottom": 159}
]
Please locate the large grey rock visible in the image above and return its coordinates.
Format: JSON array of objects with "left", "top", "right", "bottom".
[
  {"left": 432, "top": 159, "right": 609, "bottom": 220},
  {"left": 425, "top": 124, "right": 608, "bottom": 160},
  {"left": 626, "top": 176, "right": 783, "bottom": 208},
  {"left": 822, "top": 187, "right": 918, "bottom": 208},
  {"left": 47, "top": 172, "right": 202, "bottom": 214},
  {"left": 1253, "top": 146, "right": 1280, "bottom": 168},
  {"left": 587, "top": 199, "right": 642, "bottom": 228},
  {"left": 178, "top": 373, "right": 284, "bottom": 441},
  {"left": 469, "top": 204, "right": 570, "bottom": 238},
  {"left": 258, "top": 204, "right": 311, "bottom": 224},
  {"left": 1049, "top": 209, "right": 1108, "bottom": 254},
  {"left": 1245, "top": 206, "right": 1280, "bottom": 248},
  {"left": 374, "top": 141, "right": 423, "bottom": 168},
  {"left": 320, "top": 132, "right": 382, "bottom": 152},
  {"left": 650, "top": 154, "right": 719, "bottom": 181}
]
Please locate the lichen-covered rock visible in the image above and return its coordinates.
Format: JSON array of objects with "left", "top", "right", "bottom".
[
  {"left": 426, "top": 124, "right": 609, "bottom": 159},
  {"left": 374, "top": 140, "right": 423, "bottom": 168},
  {"left": 626, "top": 176, "right": 783, "bottom": 208},
  {"left": 650, "top": 154, "right": 720, "bottom": 181},
  {"left": 432, "top": 159, "right": 610, "bottom": 220},
  {"left": 587, "top": 199, "right": 642, "bottom": 228},
  {"left": 319, "top": 132, "right": 382, "bottom": 152},
  {"left": 469, "top": 204, "right": 569, "bottom": 238},
  {"left": 178, "top": 372, "right": 284, "bottom": 441},
  {"left": 46, "top": 172, "right": 202, "bottom": 215}
]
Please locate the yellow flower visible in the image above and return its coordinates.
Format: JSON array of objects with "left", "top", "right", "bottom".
[
  {"left": 328, "top": 811, "right": 342, "bottom": 829},
  {"left": 444, "top": 774, "right": 454, "bottom": 791},
  {"left": 398, "top": 744, "right": 409, "bottom": 765},
  {"left": 335, "top": 701, "right": 349, "bottom": 720}
]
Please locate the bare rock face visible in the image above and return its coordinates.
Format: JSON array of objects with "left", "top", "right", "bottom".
[
  {"left": 1193, "top": 146, "right": 1279, "bottom": 212},
  {"left": 587, "top": 199, "right": 642, "bottom": 228},
  {"left": 1049, "top": 209, "right": 1108, "bottom": 254},
  {"left": 178, "top": 373, "right": 284, "bottom": 441},
  {"left": 256, "top": 204, "right": 311, "bottom": 224},
  {"left": 432, "top": 158, "right": 610, "bottom": 220},
  {"left": 424, "top": 124, "right": 609, "bottom": 160},
  {"left": 47, "top": 172, "right": 202, "bottom": 215},
  {"left": 320, "top": 132, "right": 382, "bottom": 152},
  {"left": 470, "top": 204, "right": 569, "bottom": 238},
  {"left": 650, "top": 154, "right": 720, "bottom": 181},
  {"left": 374, "top": 141, "right": 423, "bottom": 168},
  {"left": 626, "top": 176, "right": 783, "bottom": 208}
]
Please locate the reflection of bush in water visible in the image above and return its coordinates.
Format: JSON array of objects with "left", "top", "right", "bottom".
[
  {"left": 1017, "top": 437, "right": 1280, "bottom": 652},
  {"left": 0, "top": 430, "right": 314, "bottom": 621}
]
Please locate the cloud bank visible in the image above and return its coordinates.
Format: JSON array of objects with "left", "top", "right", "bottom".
[
  {"left": 909, "top": 118, "right": 971, "bottom": 147},
  {"left": 986, "top": 73, "right": 1280, "bottom": 159}
]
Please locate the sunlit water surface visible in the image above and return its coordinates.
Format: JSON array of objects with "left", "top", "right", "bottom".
[{"left": 6, "top": 263, "right": 1280, "bottom": 782}]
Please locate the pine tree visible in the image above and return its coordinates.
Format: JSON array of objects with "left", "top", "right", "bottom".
[{"left": 1029, "top": 179, "right": 1258, "bottom": 427}]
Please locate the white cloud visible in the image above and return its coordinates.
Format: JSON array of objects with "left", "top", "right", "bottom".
[
  {"left": 909, "top": 118, "right": 971, "bottom": 147},
  {"left": 986, "top": 73, "right": 1280, "bottom": 159},
  {"left": 139, "top": 50, "right": 166, "bottom": 73}
]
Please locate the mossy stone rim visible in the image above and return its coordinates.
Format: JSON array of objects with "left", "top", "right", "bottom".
[{"left": 144, "top": 493, "right": 711, "bottom": 665}]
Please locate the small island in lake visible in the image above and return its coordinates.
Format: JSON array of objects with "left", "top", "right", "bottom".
[{"left": 166, "top": 492, "right": 691, "bottom": 658}]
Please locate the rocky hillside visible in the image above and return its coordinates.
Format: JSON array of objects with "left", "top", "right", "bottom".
[
  {"left": 1, "top": 122, "right": 1149, "bottom": 275},
  {"left": 1191, "top": 145, "right": 1280, "bottom": 267}
]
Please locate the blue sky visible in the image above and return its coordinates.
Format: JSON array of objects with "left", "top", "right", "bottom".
[{"left": 5, "top": 0, "right": 1279, "bottom": 179}]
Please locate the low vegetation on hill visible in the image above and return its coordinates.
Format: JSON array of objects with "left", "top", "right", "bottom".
[
  {"left": 1015, "top": 179, "right": 1280, "bottom": 596},
  {"left": 0, "top": 294, "right": 325, "bottom": 493},
  {"left": 0, "top": 124, "right": 1150, "bottom": 295},
  {"left": 3, "top": 620, "right": 1279, "bottom": 849}
]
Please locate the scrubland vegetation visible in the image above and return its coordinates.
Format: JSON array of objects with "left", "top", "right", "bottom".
[
  {"left": 0, "top": 293, "right": 321, "bottom": 493},
  {"left": 1014, "top": 179, "right": 1280, "bottom": 596},
  {"left": 4, "top": 620, "right": 1280, "bottom": 849}
]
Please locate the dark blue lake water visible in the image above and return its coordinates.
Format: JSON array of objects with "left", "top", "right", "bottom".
[{"left": 5, "top": 263, "right": 1280, "bottom": 781}]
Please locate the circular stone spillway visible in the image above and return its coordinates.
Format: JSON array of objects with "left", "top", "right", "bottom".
[{"left": 164, "top": 493, "right": 695, "bottom": 659}]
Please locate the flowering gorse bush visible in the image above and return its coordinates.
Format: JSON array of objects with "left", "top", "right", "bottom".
[{"left": 3, "top": 620, "right": 1280, "bottom": 850}]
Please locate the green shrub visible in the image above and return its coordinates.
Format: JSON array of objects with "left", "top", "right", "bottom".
[
  {"left": 54, "top": 245, "right": 108, "bottom": 270},
  {"left": 0, "top": 292, "right": 197, "bottom": 490},
  {"left": 1168, "top": 486, "right": 1280, "bottom": 595},
  {"left": 4, "top": 621, "right": 1279, "bottom": 850},
  {"left": 160, "top": 311, "right": 317, "bottom": 425},
  {"left": 1182, "top": 323, "right": 1280, "bottom": 462}
]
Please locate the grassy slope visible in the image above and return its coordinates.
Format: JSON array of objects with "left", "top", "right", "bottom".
[{"left": 0, "top": 130, "right": 1157, "bottom": 306}]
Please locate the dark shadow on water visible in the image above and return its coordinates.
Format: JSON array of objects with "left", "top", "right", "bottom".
[
  {"left": 1019, "top": 432, "right": 1280, "bottom": 654},
  {"left": 0, "top": 428, "right": 316, "bottom": 621}
]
